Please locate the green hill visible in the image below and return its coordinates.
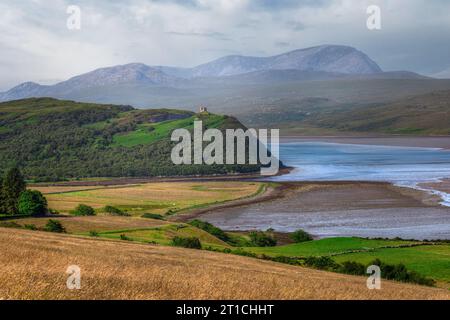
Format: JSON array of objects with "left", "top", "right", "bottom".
[{"left": 0, "top": 98, "right": 259, "bottom": 180}]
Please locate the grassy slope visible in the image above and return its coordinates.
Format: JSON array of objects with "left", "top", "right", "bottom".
[
  {"left": 113, "top": 114, "right": 226, "bottom": 147},
  {"left": 1, "top": 227, "right": 448, "bottom": 300},
  {"left": 246, "top": 238, "right": 450, "bottom": 284},
  {"left": 238, "top": 88, "right": 450, "bottom": 136},
  {"left": 246, "top": 237, "right": 420, "bottom": 256},
  {"left": 8, "top": 214, "right": 450, "bottom": 286},
  {"left": 332, "top": 245, "right": 450, "bottom": 284}
]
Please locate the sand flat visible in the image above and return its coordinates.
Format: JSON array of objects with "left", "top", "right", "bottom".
[{"left": 201, "top": 182, "right": 450, "bottom": 240}]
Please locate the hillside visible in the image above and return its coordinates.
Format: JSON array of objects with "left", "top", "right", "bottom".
[
  {"left": 264, "top": 89, "right": 450, "bottom": 136},
  {"left": 1, "top": 227, "right": 448, "bottom": 300},
  {"left": 0, "top": 98, "right": 259, "bottom": 180}
]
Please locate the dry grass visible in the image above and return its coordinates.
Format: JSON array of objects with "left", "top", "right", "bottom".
[
  {"left": 0, "top": 228, "right": 448, "bottom": 300},
  {"left": 29, "top": 185, "right": 104, "bottom": 194},
  {"left": 32, "top": 181, "right": 261, "bottom": 214},
  {"left": 10, "top": 216, "right": 169, "bottom": 233}
]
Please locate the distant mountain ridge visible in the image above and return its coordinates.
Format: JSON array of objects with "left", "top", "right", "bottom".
[
  {"left": 1, "top": 45, "right": 389, "bottom": 102},
  {"left": 184, "top": 45, "right": 382, "bottom": 77}
]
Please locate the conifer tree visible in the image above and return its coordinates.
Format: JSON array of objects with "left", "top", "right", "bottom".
[{"left": 2, "top": 167, "right": 26, "bottom": 215}]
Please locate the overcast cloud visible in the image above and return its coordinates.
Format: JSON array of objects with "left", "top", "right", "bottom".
[{"left": 1, "top": 0, "right": 450, "bottom": 90}]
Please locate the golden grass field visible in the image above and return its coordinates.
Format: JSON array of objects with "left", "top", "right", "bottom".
[
  {"left": 0, "top": 228, "right": 448, "bottom": 300},
  {"left": 31, "top": 181, "right": 262, "bottom": 215},
  {"left": 8, "top": 216, "right": 170, "bottom": 233}
]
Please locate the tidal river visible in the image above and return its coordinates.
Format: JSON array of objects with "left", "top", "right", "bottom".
[
  {"left": 272, "top": 142, "right": 450, "bottom": 205},
  {"left": 202, "top": 142, "right": 450, "bottom": 239}
]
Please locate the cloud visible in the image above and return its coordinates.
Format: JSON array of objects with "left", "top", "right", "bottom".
[{"left": 0, "top": 0, "right": 449, "bottom": 90}]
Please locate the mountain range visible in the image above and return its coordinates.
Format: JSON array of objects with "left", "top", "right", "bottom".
[
  {"left": 0, "top": 45, "right": 424, "bottom": 103},
  {"left": 3, "top": 44, "right": 450, "bottom": 135}
]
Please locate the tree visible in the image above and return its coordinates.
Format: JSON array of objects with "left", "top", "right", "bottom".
[
  {"left": 0, "top": 176, "right": 5, "bottom": 214},
  {"left": 18, "top": 190, "right": 48, "bottom": 216},
  {"left": 290, "top": 229, "right": 313, "bottom": 243},
  {"left": 249, "top": 231, "right": 277, "bottom": 247},
  {"left": 2, "top": 167, "right": 26, "bottom": 215}
]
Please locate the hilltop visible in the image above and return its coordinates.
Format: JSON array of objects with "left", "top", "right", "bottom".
[{"left": 0, "top": 98, "right": 259, "bottom": 180}]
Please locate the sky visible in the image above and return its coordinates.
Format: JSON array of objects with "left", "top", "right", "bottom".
[{"left": 1, "top": 0, "right": 450, "bottom": 90}]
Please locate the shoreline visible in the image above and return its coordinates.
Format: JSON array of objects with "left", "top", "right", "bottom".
[
  {"left": 280, "top": 135, "right": 450, "bottom": 150},
  {"left": 28, "top": 167, "right": 293, "bottom": 188},
  {"left": 196, "top": 181, "right": 450, "bottom": 240},
  {"left": 171, "top": 180, "right": 446, "bottom": 224}
]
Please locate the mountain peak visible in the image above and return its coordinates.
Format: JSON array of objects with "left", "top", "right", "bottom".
[{"left": 190, "top": 45, "right": 382, "bottom": 77}]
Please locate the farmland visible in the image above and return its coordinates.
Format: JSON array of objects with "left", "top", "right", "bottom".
[
  {"left": 31, "top": 181, "right": 263, "bottom": 215},
  {"left": 245, "top": 237, "right": 450, "bottom": 285},
  {"left": 7, "top": 213, "right": 450, "bottom": 289},
  {"left": 2, "top": 179, "right": 448, "bottom": 298},
  {"left": 0, "top": 228, "right": 448, "bottom": 300}
]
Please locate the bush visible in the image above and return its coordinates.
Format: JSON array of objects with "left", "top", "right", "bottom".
[
  {"left": 103, "top": 206, "right": 130, "bottom": 216},
  {"left": 369, "top": 259, "right": 435, "bottom": 286},
  {"left": 339, "top": 261, "right": 366, "bottom": 275},
  {"left": 141, "top": 213, "right": 165, "bottom": 220},
  {"left": 172, "top": 236, "right": 202, "bottom": 249},
  {"left": 44, "top": 219, "right": 66, "bottom": 233},
  {"left": 71, "top": 204, "right": 95, "bottom": 216},
  {"left": 0, "top": 221, "right": 22, "bottom": 229},
  {"left": 304, "top": 256, "right": 340, "bottom": 271},
  {"left": 249, "top": 231, "right": 277, "bottom": 247},
  {"left": 120, "top": 234, "right": 131, "bottom": 241},
  {"left": 89, "top": 231, "right": 99, "bottom": 237},
  {"left": 24, "top": 224, "right": 38, "bottom": 231},
  {"left": 188, "top": 219, "right": 229, "bottom": 242},
  {"left": 18, "top": 190, "right": 48, "bottom": 216},
  {"left": 290, "top": 229, "right": 313, "bottom": 243}
]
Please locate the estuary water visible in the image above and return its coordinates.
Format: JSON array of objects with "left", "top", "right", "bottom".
[
  {"left": 201, "top": 141, "right": 450, "bottom": 239},
  {"left": 272, "top": 142, "right": 450, "bottom": 206}
]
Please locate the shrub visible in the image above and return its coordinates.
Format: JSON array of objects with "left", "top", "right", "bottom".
[
  {"left": 89, "top": 231, "right": 99, "bottom": 237},
  {"left": 18, "top": 190, "right": 48, "bottom": 216},
  {"left": 103, "top": 206, "right": 130, "bottom": 216},
  {"left": 44, "top": 219, "right": 66, "bottom": 233},
  {"left": 304, "top": 256, "right": 340, "bottom": 271},
  {"left": 71, "top": 204, "right": 95, "bottom": 216},
  {"left": 24, "top": 224, "right": 38, "bottom": 231},
  {"left": 172, "top": 236, "right": 202, "bottom": 249},
  {"left": 249, "top": 231, "right": 277, "bottom": 247},
  {"left": 188, "top": 219, "right": 229, "bottom": 242},
  {"left": 339, "top": 261, "right": 366, "bottom": 275},
  {"left": 120, "top": 234, "right": 131, "bottom": 241},
  {"left": 231, "top": 248, "right": 258, "bottom": 258},
  {"left": 369, "top": 259, "right": 435, "bottom": 286},
  {"left": 290, "top": 229, "right": 313, "bottom": 243},
  {"left": 0, "top": 221, "right": 22, "bottom": 229},
  {"left": 141, "top": 213, "right": 165, "bottom": 220}
]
